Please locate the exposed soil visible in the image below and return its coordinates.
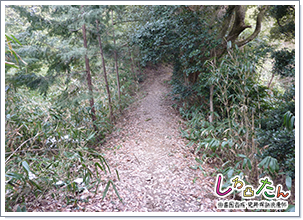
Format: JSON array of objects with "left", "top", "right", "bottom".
[
  {"left": 22, "top": 65, "right": 238, "bottom": 213},
  {"left": 81, "top": 65, "right": 228, "bottom": 212},
  {"left": 13, "top": 65, "right": 291, "bottom": 214}
]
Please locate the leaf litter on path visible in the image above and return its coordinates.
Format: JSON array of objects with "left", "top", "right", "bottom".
[
  {"left": 25, "top": 65, "right": 241, "bottom": 213},
  {"left": 84, "top": 65, "right": 240, "bottom": 213}
]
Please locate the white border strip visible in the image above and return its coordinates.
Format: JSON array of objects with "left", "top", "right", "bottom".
[{"left": 1, "top": 1, "right": 300, "bottom": 217}]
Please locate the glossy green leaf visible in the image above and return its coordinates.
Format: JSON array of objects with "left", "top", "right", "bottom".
[
  {"left": 285, "top": 205, "right": 295, "bottom": 212},
  {"left": 115, "top": 169, "right": 120, "bottom": 181},
  {"left": 242, "top": 158, "right": 247, "bottom": 169},
  {"left": 5, "top": 61, "right": 18, "bottom": 68},
  {"left": 22, "top": 161, "right": 31, "bottom": 174},
  {"left": 102, "top": 181, "right": 111, "bottom": 200},
  {"left": 227, "top": 169, "right": 234, "bottom": 179},
  {"left": 110, "top": 180, "right": 123, "bottom": 203},
  {"left": 195, "top": 157, "right": 203, "bottom": 164},
  {"left": 247, "top": 159, "right": 252, "bottom": 170},
  {"left": 11, "top": 34, "right": 22, "bottom": 45},
  {"left": 285, "top": 176, "right": 292, "bottom": 190},
  {"left": 16, "top": 206, "right": 22, "bottom": 212}
]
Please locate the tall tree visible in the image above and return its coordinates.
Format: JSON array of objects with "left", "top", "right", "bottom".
[
  {"left": 132, "top": 5, "right": 269, "bottom": 84},
  {"left": 96, "top": 19, "right": 113, "bottom": 122},
  {"left": 82, "top": 22, "right": 98, "bottom": 132},
  {"left": 111, "top": 9, "right": 121, "bottom": 103},
  {"left": 128, "top": 45, "right": 135, "bottom": 75}
]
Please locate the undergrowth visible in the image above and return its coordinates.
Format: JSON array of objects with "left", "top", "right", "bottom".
[
  {"left": 5, "top": 66, "right": 138, "bottom": 212},
  {"left": 174, "top": 46, "right": 295, "bottom": 212}
]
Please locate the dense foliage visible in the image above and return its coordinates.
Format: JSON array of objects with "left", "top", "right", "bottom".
[
  {"left": 130, "top": 4, "right": 296, "bottom": 203},
  {"left": 5, "top": 5, "right": 140, "bottom": 211},
  {"left": 5, "top": 4, "right": 296, "bottom": 212}
]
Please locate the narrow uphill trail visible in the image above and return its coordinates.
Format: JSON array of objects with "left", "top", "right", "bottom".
[{"left": 87, "top": 65, "right": 224, "bottom": 212}]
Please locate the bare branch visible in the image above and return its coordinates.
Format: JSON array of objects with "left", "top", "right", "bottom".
[
  {"left": 5, "top": 132, "right": 41, "bottom": 165},
  {"left": 113, "top": 19, "right": 143, "bottom": 25},
  {"left": 69, "top": 28, "right": 81, "bottom": 32},
  {"left": 236, "top": 6, "right": 269, "bottom": 47},
  {"left": 276, "top": 18, "right": 291, "bottom": 37}
]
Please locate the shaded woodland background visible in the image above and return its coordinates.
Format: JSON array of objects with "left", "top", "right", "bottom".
[{"left": 5, "top": 5, "right": 295, "bottom": 212}]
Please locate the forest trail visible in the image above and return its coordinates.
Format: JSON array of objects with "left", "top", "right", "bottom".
[{"left": 86, "top": 65, "right": 222, "bottom": 212}]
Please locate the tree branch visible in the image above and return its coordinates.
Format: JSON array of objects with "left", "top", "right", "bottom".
[
  {"left": 69, "top": 28, "right": 81, "bottom": 32},
  {"left": 5, "top": 132, "right": 41, "bottom": 165},
  {"left": 226, "top": 5, "right": 252, "bottom": 43},
  {"left": 276, "top": 17, "right": 291, "bottom": 37},
  {"left": 236, "top": 6, "right": 269, "bottom": 47},
  {"left": 113, "top": 19, "right": 143, "bottom": 25}
]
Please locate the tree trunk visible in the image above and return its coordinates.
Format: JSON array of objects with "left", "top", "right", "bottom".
[
  {"left": 128, "top": 45, "right": 135, "bottom": 75},
  {"left": 138, "top": 61, "right": 143, "bottom": 76},
  {"left": 96, "top": 20, "right": 113, "bottom": 122},
  {"left": 236, "top": 6, "right": 268, "bottom": 47},
  {"left": 209, "top": 85, "right": 214, "bottom": 123},
  {"left": 82, "top": 24, "right": 98, "bottom": 133},
  {"left": 188, "top": 5, "right": 268, "bottom": 85},
  {"left": 111, "top": 10, "right": 121, "bottom": 103},
  {"left": 267, "top": 72, "right": 275, "bottom": 89}
]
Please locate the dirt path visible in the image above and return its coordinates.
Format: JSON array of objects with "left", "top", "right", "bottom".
[{"left": 87, "top": 65, "right": 222, "bottom": 212}]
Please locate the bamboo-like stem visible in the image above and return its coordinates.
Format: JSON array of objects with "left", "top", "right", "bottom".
[
  {"left": 5, "top": 132, "right": 41, "bottom": 164},
  {"left": 96, "top": 20, "right": 113, "bottom": 122},
  {"left": 111, "top": 10, "right": 121, "bottom": 103},
  {"left": 82, "top": 23, "right": 98, "bottom": 132}
]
